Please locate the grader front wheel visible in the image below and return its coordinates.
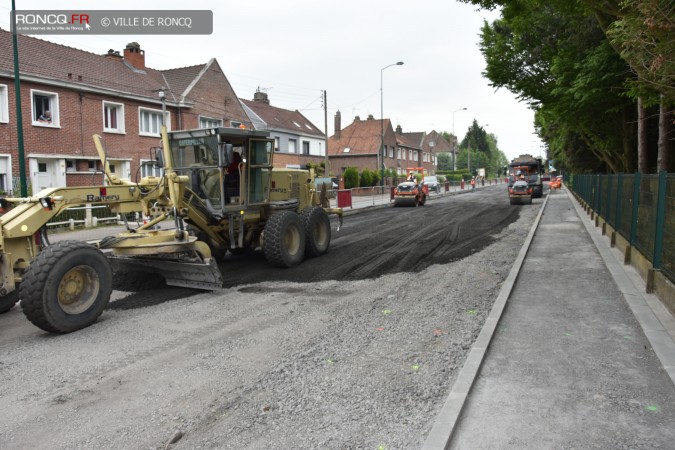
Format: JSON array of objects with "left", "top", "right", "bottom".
[{"left": 20, "top": 240, "right": 113, "bottom": 333}]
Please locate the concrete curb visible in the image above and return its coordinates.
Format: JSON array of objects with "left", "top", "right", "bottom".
[
  {"left": 421, "top": 192, "right": 549, "bottom": 450},
  {"left": 566, "top": 188, "right": 675, "bottom": 386}
]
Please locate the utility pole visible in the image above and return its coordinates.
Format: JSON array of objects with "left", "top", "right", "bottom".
[
  {"left": 11, "top": 0, "right": 28, "bottom": 196},
  {"left": 323, "top": 90, "right": 329, "bottom": 177}
]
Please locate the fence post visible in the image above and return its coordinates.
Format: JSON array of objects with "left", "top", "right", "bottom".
[
  {"left": 606, "top": 174, "right": 613, "bottom": 226},
  {"left": 652, "top": 171, "right": 667, "bottom": 270},
  {"left": 630, "top": 172, "right": 641, "bottom": 247},
  {"left": 595, "top": 174, "right": 601, "bottom": 213},
  {"left": 615, "top": 173, "right": 623, "bottom": 230},
  {"left": 85, "top": 203, "right": 93, "bottom": 227}
]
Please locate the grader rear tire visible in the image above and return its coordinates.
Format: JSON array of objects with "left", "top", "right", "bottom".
[
  {"left": 20, "top": 240, "right": 112, "bottom": 333},
  {"left": 263, "top": 211, "right": 305, "bottom": 267},
  {"left": 0, "top": 290, "right": 18, "bottom": 314},
  {"left": 300, "top": 206, "right": 331, "bottom": 257}
]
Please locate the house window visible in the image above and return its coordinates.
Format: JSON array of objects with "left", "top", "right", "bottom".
[
  {"left": 109, "top": 164, "right": 116, "bottom": 173},
  {"left": 31, "top": 90, "right": 59, "bottom": 126},
  {"left": 408, "top": 150, "right": 413, "bottom": 160},
  {"left": 199, "top": 116, "right": 222, "bottom": 129},
  {"left": 38, "top": 162, "right": 47, "bottom": 172},
  {"left": 0, "top": 84, "right": 8, "bottom": 123},
  {"left": 302, "top": 141, "right": 310, "bottom": 155},
  {"left": 140, "top": 159, "right": 162, "bottom": 177},
  {"left": 139, "top": 107, "right": 168, "bottom": 137},
  {"left": 230, "top": 121, "right": 242, "bottom": 129},
  {"left": 65, "top": 160, "right": 75, "bottom": 172},
  {"left": 88, "top": 160, "right": 97, "bottom": 172},
  {"left": 343, "top": 147, "right": 351, "bottom": 153},
  {"left": 274, "top": 137, "right": 280, "bottom": 151},
  {"left": 103, "top": 101, "right": 125, "bottom": 133},
  {"left": 288, "top": 139, "right": 297, "bottom": 153},
  {"left": 389, "top": 148, "right": 394, "bottom": 158}
]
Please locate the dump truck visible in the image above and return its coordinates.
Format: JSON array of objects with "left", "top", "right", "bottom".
[
  {"left": 508, "top": 155, "right": 543, "bottom": 198},
  {"left": 0, "top": 126, "right": 342, "bottom": 332}
]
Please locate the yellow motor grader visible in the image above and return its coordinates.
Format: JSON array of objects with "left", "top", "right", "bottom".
[{"left": 0, "top": 126, "right": 342, "bottom": 333}]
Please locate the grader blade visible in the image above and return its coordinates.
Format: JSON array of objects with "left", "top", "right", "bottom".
[{"left": 107, "top": 255, "right": 223, "bottom": 290}]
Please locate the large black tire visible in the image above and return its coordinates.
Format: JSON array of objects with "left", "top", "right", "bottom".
[
  {"left": 262, "top": 211, "right": 306, "bottom": 267},
  {"left": 20, "top": 240, "right": 113, "bottom": 333},
  {"left": 0, "top": 290, "right": 18, "bottom": 314},
  {"left": 300, "top": 206, "right": 331, "bottom": 257}
]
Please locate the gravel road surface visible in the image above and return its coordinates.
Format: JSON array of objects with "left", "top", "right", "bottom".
[{"left": 0, "top": 186, "right": 540, "bottom": 449}]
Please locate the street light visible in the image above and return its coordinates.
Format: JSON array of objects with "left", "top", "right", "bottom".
[
  {"left": 452, "top": 107, "right": 467, "bottom": 171},
  {"left": 381, "top": 61, "right": 404, "bottom": 187}
]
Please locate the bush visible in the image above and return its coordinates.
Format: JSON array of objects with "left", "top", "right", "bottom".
[
  {"left": 360, "top": 168, "right": 374, "bottom": 187},
  {"left": 343, "top": 167, "right": 359, "bottom": 189}
]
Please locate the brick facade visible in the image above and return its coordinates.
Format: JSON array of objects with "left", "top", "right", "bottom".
[{"left": 0, "top": 36, "right": 248, "bottom": 195}]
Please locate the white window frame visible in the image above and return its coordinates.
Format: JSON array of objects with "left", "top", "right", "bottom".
[
  {"left": 288, "top": 139, "right": 297, "bottom": 154},
  {"left": 199, "top": 116, "right": 222, "bottom": 129},
  {"left": 102, "top": 101, "right": 125, "bottom": 134},
  {"left": 0, "top": 84, "right": 8, "bottom": 123},
  {"left": 140, "top": 159, "right": 162, "bottom": 178},
  {"left": 31, "top": 89, "right": 60, "bottom": 127},
  {"left": 138, "top": 107, "right": 169, "bottom": 137}
]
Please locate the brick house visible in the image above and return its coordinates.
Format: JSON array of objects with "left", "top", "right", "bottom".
[
  {"left": 397, "top": 127, "right": 452, "bottom": 175},
  {"left": 423, "top": 130, "right": 453, "bottom": 174},
  {"left": 0, "top": 30, "right": 249, "bottom": 195},
  {"left": 240, "top": 90, "right": 326, "bottom": 169},
  {"left": 328, "top": 112, "right": 433, "bottom": 180}
]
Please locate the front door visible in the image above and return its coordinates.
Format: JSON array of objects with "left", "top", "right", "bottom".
[{"left": 30, "top": 159, "right": 61, "bottom": 194}]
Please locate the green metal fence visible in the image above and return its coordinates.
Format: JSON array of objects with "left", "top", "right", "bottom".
[{"left": 570, "top": 172, "right": 674, "bottom": 284}]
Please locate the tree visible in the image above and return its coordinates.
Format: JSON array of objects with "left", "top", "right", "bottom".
[
  {"left": 436, "top": 152, "right": 453, "bottom": 171},
  {"left": 461, "top": 0, "right": 673, "bottom": 173}
]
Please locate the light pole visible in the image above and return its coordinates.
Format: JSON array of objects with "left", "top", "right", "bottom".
[
  {"left": 381, "top": 61, "right": 404, "bottom": 187},
  {"left": 452, "top": 107, "right": 467, "bottom": 171}
]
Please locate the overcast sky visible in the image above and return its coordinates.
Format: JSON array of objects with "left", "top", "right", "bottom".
[{"left": 2, "top": 0, "right": 545, "bottom": 161}]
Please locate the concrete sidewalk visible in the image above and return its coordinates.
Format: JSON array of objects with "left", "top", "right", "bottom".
[{"left": 424, "top": 187, "right": 675, "bottom": 449}]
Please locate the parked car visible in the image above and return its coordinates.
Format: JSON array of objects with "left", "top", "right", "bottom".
[{"left": 422, "top": 175, "right": 441, "bottom": 193}]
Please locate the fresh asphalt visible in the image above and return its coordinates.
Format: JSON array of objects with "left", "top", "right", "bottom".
[{"left": 423, "top": 186, "right": 675, "bottom": 449}]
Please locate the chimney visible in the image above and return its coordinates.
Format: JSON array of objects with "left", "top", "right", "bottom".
[
  {"left": 367, "top": 114, "right": 374, "bottom": 120},
  {"left": 334, "top": 110, "right": 342, "bottom": 140},
  {"left": 104, "top": 49, "right": 122, "bottom": 60},
  {"left": 123, "top": 42, "right": 145, "bottom": 69},
  {"left": 396, "top": 124, "right": 402, "bottom": 134},
  {"left": 253, "top": 88, "right": 270, "bottom": 104},
  {"left": 354, "top": 115, "right": 361, "bottom": 122}
]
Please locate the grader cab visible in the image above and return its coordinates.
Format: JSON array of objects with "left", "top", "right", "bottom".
[{"left": 0, "top": 126, "right": 342, "bottom": 333}]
